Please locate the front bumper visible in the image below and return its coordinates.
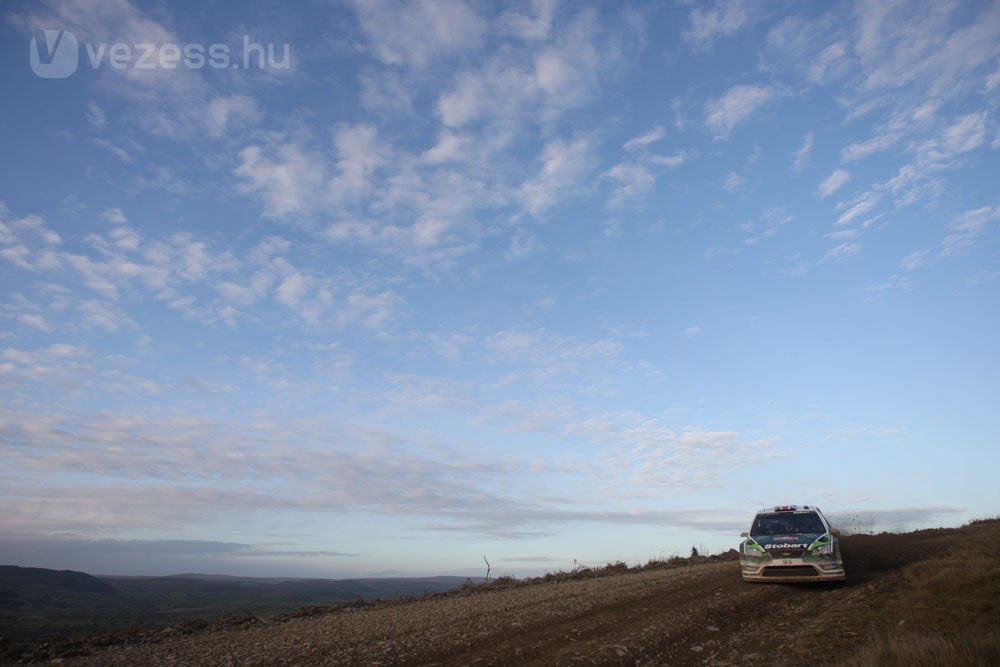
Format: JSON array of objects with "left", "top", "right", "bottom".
[{"left": 741, "top": 557, "right": 845, "bottom": 583}]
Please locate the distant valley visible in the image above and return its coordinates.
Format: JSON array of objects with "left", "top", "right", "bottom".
[{"left": 0, "top": 565, "right": 477, "bottom": 641}]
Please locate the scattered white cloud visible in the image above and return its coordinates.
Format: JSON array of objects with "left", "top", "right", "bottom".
[
  {"left": 205, "top": 95, "right": 260, "bottom": 138},
  {"left": 521, "top": 138, "right": 592, "bottom": 215},
  {"left": 235, "top": 143, "right": 325, "bottom": 217},
  {"left": 436, "top": 9, "right": 606, "bottom": 128},
  {"left": 328, "top": 124, "right": 386, "bottom": 203},
  {"left": 818, "top": 169, "right": 851, "bottom": 198},
  {"left": 723, "top": 171, "right": 745, "bottom": 192},
  {"left": 18, "top": 313, "right": 50, "bottom": 332},
  {"left": 940, "top": 205, "right": 998, "bottom": 257},
  {"left": 348, "top": 0, "right": 486, "bottom": 67},
  {"left": 899, "top": 249, "right": 929, "bottom": 271},
  {"left": 705, "top": 85, "right": 773, "bottom": 137},
  {"left": 605, "top": 162, "right": 654, "bottom": 208},
  {"left": 741, "top": 206, "right": 793, "bottom": 245},
  {"left": 500, "top": 0, "right": 559, "bottom": 41},
  {"left": 808, "top": 41, "right": 848, "bottom": 84},
  {"left": 823, "top": 241, "right": 863, "bottom": 262},
  {"left": 941, "top": 111, "right": 988, "bottom": 154},
  {"left": 86, "top": 100, "right": 106, "bottom": 130},
  {"left": 101, "top": 208, "right": 127, "bottom": 224},
  {"left": 793, "top": 131, "right": 814, "bottom": 172},
  {"left": 91, "top": 138, "right": 134, "bottom": 163},
  {"left": 862, "top": 274, "right": 912, "bottom": 304},
  {"left": 835, "top": 190, "right": 881, "bottom": 227},
  {"left": 648, "top": 152, "right": 687, "bottom": 169},
  {"left": 683, "top": 0, "right": 748, "bottom": 50},
  {"left": 841, "top": 133, "right": 900, "bottom": 162},
  {"left": 623, "top": 126, "right": 666, "bottom": 151}
]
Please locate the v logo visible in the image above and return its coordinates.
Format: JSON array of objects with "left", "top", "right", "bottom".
[{"left": 30, "top": 29, "right": 79, "bottom": 79}]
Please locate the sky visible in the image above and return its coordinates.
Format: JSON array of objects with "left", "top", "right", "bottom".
[{"left": 0, "top": 0, "right": 998, "bottom": 579}]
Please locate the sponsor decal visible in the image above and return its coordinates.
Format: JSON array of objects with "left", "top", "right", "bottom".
[{"left": 763, "top": 543, "right": 807, "bottom": 549}]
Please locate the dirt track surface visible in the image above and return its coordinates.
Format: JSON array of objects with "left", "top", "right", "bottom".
[{"left": 60, "top": 526, "right": 969, "bottom": 666}]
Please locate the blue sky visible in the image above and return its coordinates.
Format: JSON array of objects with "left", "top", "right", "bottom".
[{"left": 1, "top": 0, "right": 998, "bottom": 578}]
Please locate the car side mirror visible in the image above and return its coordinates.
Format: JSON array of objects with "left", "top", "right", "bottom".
[
  {"left": 740, "top": 531, "right": 748, "bottom": 538},
  {"left": 830, "top": 528, "right": 841, "bottom": 537}
]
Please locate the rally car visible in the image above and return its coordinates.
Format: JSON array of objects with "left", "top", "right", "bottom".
[{"left": 739, "top": 505, "right": 845, "bottom": 582}]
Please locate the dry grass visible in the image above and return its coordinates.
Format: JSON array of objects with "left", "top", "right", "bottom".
[
  {"left": 846, "top": 519, "right": 1000, "bottom": 666},
  {"left": 848, "top": 634, "right": 1000, "bottom": 666}
]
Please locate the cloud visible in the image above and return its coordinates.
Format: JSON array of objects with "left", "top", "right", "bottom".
[
  {"left": 78, "top": 299, "right": 130, "bottom": 331},
  {"left": 565, "top": 417, "right": 780, "bottom": 491},
  {"left": 818, "top": 169, "right": 851, "bottom": 198},
  {"left": 705, "top": 85, "right": 773, "bottom": 136},
  {"left": 853, "top": 0, "right": 1000, "bottom": 95},
  {"left": 841, "top": 133, "right": 900, "bottom": 162},
  {"left": 205, "top": 95, "right": 260, "bottom": 138},
  {"left": 520, "top": 138, "right": 592, "bottom": 215},
  {"left": 91, "top": 138, "right": 135, "bottom": 163},
  {"left": 435, "top": 9, "right": 606, "bottom": 128},
  {"left": 835, "top": 190, "right": 881, "bottom": 227},
  {"left": 328, "top": 124, "right": 386, "bottom": 203},
  {"left": 86, "top": 100, "right": 107, "bottom": 130},
  {"left": 941, "top": 111, "right": 988, "bottom": 153},
  {"left": 18, "top": 314, "right": 50, "bottom": 332},
  {"left": 823, "top": 241, "right": 863, "bottom": 262},
  {"left": 101, "top": 208, "right": 127, "bottom": 224},
  {"left": 683, "top": 0, "right": 748, "bottom": 50},
  {"left": 605, "top": 163, "right": 654, "bottom": 207},
  {"left": 899, "top": 249, "right": 929, "bottom": 271},
  {"left": 740, "top": 206, "right": 793, "bottom": 245},
  {"left": 862, "top": 273, "right": 912, "bottom": 304},
  {"left": 835, "top": 0, "right": 1000, "bottom": 182},
  {"left": 235, "top": 144, "right": 325, "bottom": 218},
  {"left": 0, "top": 212, "right": 61, "bottom": 247},
  {"left": 0, "top": 398, "right": 775, "bottom": 542},
  {"left": 349, "top": 0, "right": 486, "bottom": 67},
  {"left": 500, "top": 0, "right": 558, "bottom": 40},
  {"left": 605, "top": 127, "right": 686, "bottom": 207},
  {"left": 623, "top": 126, "right": 666, "bottom": 151},
  {"left": 940, "top": 205, "right": 998, "bottom": 257},
  {"left": 723, "top": 171, "right": 745, "bottom": 192},
  {"left": 793, "top": 131, "right": 814, "bottom": 172},
  {"left": 1, "top": 533, "right": 358, "bottom": 576},
  {"left": 808, "top": 41, "right": 848, "bottom": 84},
  {"left": 0, "top": 406, "right": 519, "bottom": 534}
]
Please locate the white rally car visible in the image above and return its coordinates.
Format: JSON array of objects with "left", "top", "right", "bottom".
[{"left": 739, "top": 505, "right": 845, "bottom": 583}]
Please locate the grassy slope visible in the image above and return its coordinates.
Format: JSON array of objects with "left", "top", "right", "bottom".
[{"left": 843, "top": 518, "right": 1000, "bottom": 666}]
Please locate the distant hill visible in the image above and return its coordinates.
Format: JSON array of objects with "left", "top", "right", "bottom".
[
  {"left": 0, "top": 565, "right": 117, "bottom": 597},
  {"left": 0, "top": 566, "right": 477, "bottom": 641}
]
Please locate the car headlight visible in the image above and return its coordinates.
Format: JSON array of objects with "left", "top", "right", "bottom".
[
  {"left": 811, "top": 542, "right": 835, "bottom": 556},
  {"left": 744, "top": 542, "right": 768, "bottom": 558}
]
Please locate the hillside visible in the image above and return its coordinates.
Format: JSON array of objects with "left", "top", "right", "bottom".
[
  {"left": 0, "top": 567, "right": 117, "bottom": 597},
  {"left": 0, "top": 570, "right": 476, "bottom": 644},
  {"left": 4, "top": 519, "right": 998, "bottom": 666}
]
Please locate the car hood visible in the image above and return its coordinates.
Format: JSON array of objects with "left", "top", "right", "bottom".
[{"left": 749, "top": 533, "right": 825, "bottom": 557}]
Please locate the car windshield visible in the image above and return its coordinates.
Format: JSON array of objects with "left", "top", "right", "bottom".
[{"left": 751, "top": 512, "right": 826, "bottom": 536}]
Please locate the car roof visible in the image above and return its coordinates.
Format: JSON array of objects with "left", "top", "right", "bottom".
[{"left": 755, "top": 505, "right": 825, "bottom": 516}]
